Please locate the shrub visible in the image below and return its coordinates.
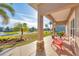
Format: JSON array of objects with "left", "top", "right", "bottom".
[
  {"left": 57, "top": 32, "right": 64, "bottom": 37},
  {"left": 0, "top": 36, "right": 19, "bottom": 42}
]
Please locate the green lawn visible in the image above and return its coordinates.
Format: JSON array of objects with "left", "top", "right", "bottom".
[
  {"left": 4, "top": 32, "right": 18, "bottom": 34},
  {"left": 0, "top": 31, "right": 52, "bottom": 52}
]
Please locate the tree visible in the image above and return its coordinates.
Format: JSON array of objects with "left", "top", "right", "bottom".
[
  {"left": 4, "top": 26, "right": 10, "bottom": 32},
  {"left": 13, "top": 23, "right": 22, "bottom": 32},
  {"left": 20, "top": 23, "right": 29, "bottom": 41},
  {"left": 0, "top": 27, "right": 3, "bottom": 32},
  {"left": 29, "top": 27, "right": 36, "bottom": 32},
  {"left": 49, "top": 21, "right": 52, "bottom": 31},
  {"left": 13, "top": 23, "right": 29, "bottom": 41},
  {"left": 13, "top": 23, "right": 24, "bottom": 40},
  {"left": 23, "top": 23, "right": 29, "bottom": 32},
  {"left": 0, "top": 3, "right": 15, "bottom": 25},
  {"left": 45, "top": 24, "right": 49, "bottom": 31}
]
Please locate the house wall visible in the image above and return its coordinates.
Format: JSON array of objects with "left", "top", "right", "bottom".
[
  {"left": 74, "top": 7, "right": 79, "bottom": 56},
  {"left": 66, "top": 7, "right": 79, "bottom": 55},
  {"left": 66, "top": 10, "right": 76, "bottom": 55}
]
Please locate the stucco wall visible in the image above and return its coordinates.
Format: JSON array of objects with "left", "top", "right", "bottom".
[
  {"left": 66, "top": 7, "right": 79, "bottom": 56},
  {"left": 66, "top": 10, "right": 77, "bottom": 55}
]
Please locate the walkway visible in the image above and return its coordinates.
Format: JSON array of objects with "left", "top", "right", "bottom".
[
  {"left": 0, "top": 41, "right": 36, "bottom": 56},
  {"left": 0, "top": 36, "right": 74, "bottom": 56}
]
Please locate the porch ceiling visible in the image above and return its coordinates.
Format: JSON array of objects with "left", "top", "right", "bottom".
[
  {"left": 51, "top": 8, "right": 71, "bottom": 22},
  {"left": 28, "top": 3, "right": 77, "bottom": 23}
]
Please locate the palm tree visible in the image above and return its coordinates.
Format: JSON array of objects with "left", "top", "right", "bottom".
[
  {"left": 0, "top": 3, "right": 15, "bottom": 24},
  {"left": 14, "top": 22, "right": 24, "bottom": 41},
  {"left": 20, "top": 24, "right": 24, "bottom": 40}
]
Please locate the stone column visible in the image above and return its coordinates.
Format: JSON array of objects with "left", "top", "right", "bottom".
[
  {"left": 51, "top": 21, "right": 54, "bottom": 34},
  {"left": 52, "top": 22, "right": 56, "bottom": 35},
  {"left": 65, "top": 24, "right": 70, "bottom": 42},
  {"left": 65, "top": 24, "right": 68, "bottom": 36},
  {"left": 36, "top": 12, "right": 46, "bottom": 56}
]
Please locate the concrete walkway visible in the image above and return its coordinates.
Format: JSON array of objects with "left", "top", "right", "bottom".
[
  {"left": 0, "top": 36, "right": 74, "bottom": 56},
  {"left": 0, "top": 41, "right": 36, "bottom": 56}
]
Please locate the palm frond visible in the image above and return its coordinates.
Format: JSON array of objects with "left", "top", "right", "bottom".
[
  {"left": 0, "top": 3, "right": 15, "bottom": 16},
  {"left": 0, "top": 9, "right": 9, "bottom": 24}
]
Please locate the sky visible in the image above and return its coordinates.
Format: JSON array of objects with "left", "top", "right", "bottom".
[{"left": 0, "top": 3, "right": 50, "bottom": 28}]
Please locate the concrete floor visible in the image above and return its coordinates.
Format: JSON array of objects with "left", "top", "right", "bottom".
[{"left": 44, "top": 36, "right": 74, "bottom": 56}]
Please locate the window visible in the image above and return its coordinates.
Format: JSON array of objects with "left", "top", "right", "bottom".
[{"left": 71, "top": 19, "right": 75, "bottom": 38}]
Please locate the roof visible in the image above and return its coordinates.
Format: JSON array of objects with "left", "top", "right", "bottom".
[{"left": 28, "top": 3, "right": 78, "bottom": 24}]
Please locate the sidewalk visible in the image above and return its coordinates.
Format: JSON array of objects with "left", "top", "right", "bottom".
[{"left": 0, "top": 41, "right": 36, "bottom": 56}]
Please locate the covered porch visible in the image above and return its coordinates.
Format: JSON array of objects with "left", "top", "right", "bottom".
[
  {"left": 29, "top": 3, "right": 79, "bottom": 56},
  {"left": 0, "top": 3, "right": 79, "bottom": 56}
]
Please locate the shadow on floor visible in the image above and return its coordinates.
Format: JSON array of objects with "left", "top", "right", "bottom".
[
  {"left": 63, "top": 42, "right": 72, "bottom": 51},
  {"left": 64, "top": 39, "right": 69, "bottom": 41},
  {"left": 53, "top": 41, "right": 74, "bottom": 56},
  {"left": 63, "top": 41, "right": 75, "bottom": 55},
  {"left": 55, "top": 48, "right": 73, "bottom": 56},
  {"left": 74, "top": 41, "right": 79, "bottom": 56},
  {"left": 61, "top": 49, "right": 73, "bottom": 56}
]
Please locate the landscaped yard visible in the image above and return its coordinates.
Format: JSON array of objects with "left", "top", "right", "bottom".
[{"left": 0, "top": 31, "right": 52, "bottom": 52}]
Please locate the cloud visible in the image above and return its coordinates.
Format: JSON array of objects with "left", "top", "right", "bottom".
[
  {"left": 16, "top": 12, "right": 37, "bottom": 20},
  {"left": 0, "top": 16, "right": 50, "bottom": 29},
  {"left": 4, "top": 18, "right": 37, "bottom": 28}
]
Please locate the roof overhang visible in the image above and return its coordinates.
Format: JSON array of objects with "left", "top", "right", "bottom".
[{"left": 28, "top": 3, "right": 78, "bottom": 25}]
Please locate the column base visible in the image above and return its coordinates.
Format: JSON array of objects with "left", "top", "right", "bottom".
[{"left": 36, "top": 40, "right": 46, "bottom": 56}]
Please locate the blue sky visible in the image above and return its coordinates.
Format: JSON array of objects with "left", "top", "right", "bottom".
[{"left": 0, "top": 3, "right": 50, "bottom": 28}]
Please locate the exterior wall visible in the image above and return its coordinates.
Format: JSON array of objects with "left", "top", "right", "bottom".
[
  {"left": 74, "top": 7, "right": 79, "bottom": 55},
  {"left": 66, "top": 7, "right": 79, "bottom": 55},
  {"left": 66, "top": 10, "right": 75, "bottom": 38},
  {"left": 66, "top": 10, "right": 76, "bottom": 55}
]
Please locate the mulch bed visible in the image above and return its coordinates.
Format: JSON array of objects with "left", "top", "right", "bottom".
[{"left": 0, "top": 39, "right": 25, "bottom": 46}]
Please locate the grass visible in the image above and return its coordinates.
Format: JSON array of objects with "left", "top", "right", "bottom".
[
  {"left": 44, "top": 31, "right": 52, "bottom": 36},
  {"left": 4, "top": 32, "right": 18, "bottom": 34},
  {"left": 0, "top": 31, "right": 52, "bottom": 52}
]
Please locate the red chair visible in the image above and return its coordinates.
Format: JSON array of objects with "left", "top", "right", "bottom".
[{"left": 51, "top": 38, "right": 64, "bottom": 51}]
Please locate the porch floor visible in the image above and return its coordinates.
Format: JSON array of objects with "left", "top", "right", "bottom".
[{"left": 44, "top": 36, "right": 74, "bottom": 56}]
